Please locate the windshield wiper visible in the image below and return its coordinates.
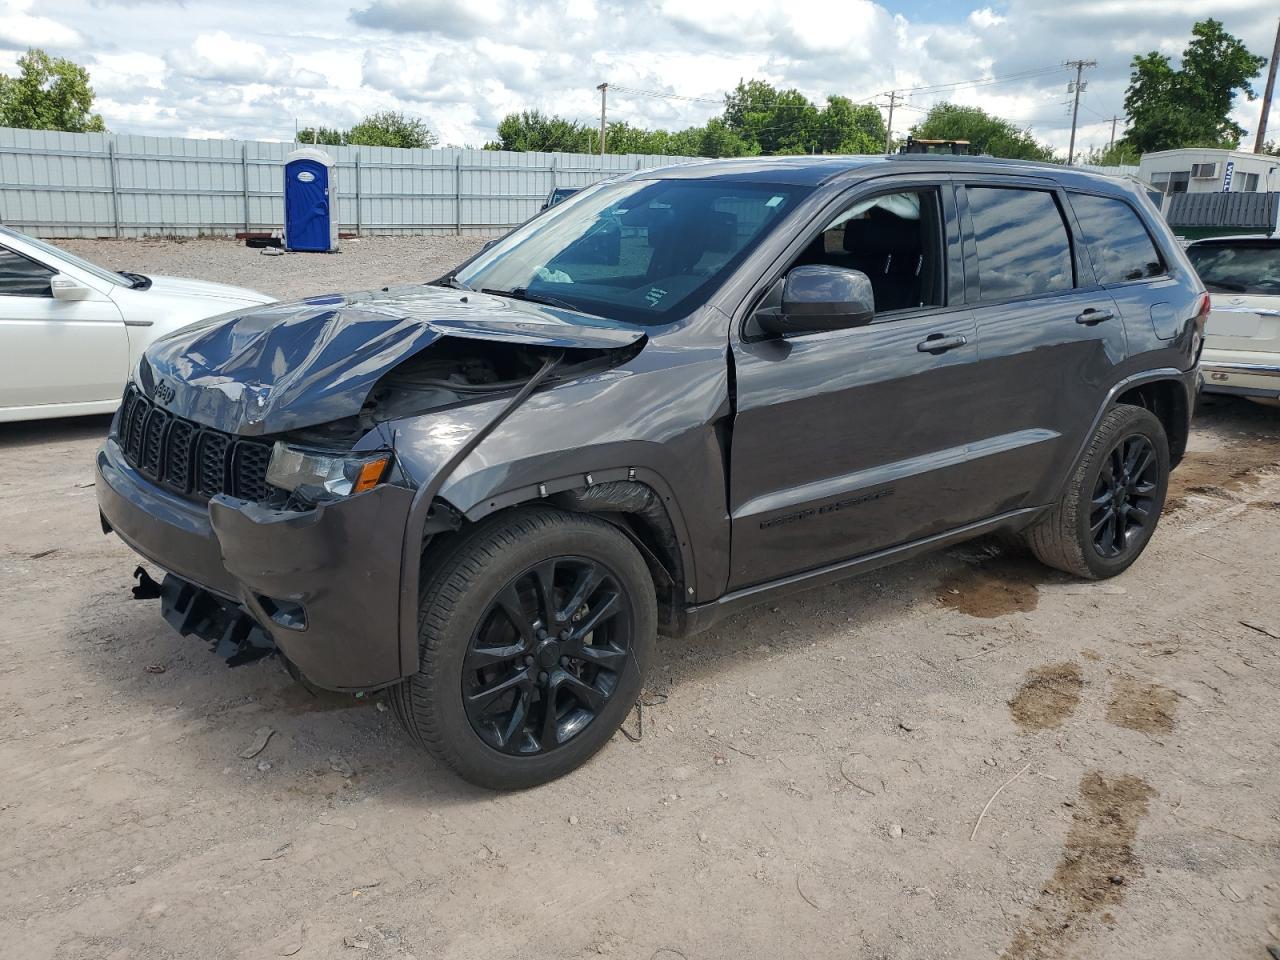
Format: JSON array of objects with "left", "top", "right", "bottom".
[
  {"left": 118, "top": 271, "right": 152, "bottom": 290},
  {"left": 480, "top": 287, "right": 583, "bottom": 314}
]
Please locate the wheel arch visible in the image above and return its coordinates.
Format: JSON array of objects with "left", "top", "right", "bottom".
[
  {"left": 410, "top": 468, "right": 695, "bottom": 652},
  {"left": 1114, "top": 376, "right": 1191, "bottom": 467}
]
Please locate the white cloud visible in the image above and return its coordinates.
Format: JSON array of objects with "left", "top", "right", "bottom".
[
  {"left": 28, "top": 0, "right": 1280, "bottom": 156},
  {"left": 0, "top": 0, "right": 83, "bottom": 49},
  {"left": 968, "top": 7, "right": 1005, "bottom": 29}
]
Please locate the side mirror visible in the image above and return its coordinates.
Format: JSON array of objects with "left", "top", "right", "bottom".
[
  {"left": 756, "top": 265, "right": 875, "bottom": 337},
  {"left": 50, "top": 273, "right": 91, "bottom": 301}
]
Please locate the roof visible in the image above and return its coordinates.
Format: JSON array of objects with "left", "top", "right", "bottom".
[
  {"left": 639, "top": 153, "right": 1135, "bottom": 190},
  {"left": 641, "top": 155, "right": 889, "bottom": 185}
]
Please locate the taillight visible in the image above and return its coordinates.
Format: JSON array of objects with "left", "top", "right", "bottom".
[{"left": 1192, "top": 292, "right": 1210, "bottom": 362}]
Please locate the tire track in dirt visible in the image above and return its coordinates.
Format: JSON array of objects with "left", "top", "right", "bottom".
[
  {"left": 998, "top": 663, "right": 1178, "bottom": 958},
  {"left": 937, "top": 554, "right": 1041, "bottom": 619},
  {"left": 1001, "top": 772, "right": 1156, "bottom": 960},
  {"left": 1008, "top": 663, "right": 1083, "bottom": 731},
  {"left": 1106, "top": 678, "right": 1178, "bottom": 735},
  {"left": 1165, "top": 443, "right": 1280, "bottom": 512}
]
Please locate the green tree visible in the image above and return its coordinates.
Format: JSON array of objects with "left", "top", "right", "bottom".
[
  {"left": 0, "top": 48, "right": 105, "bottom": 132},
  {"left": 908, "top": 103, "right": 1054, "bottom": 160},
  {"left": 297, "top": 125, "right": 345, "bottom": 146},
  {"left": 723, "top": 80, "right": 819, "bottom": 154},
  {"left": 687, "top": 118, "right": 756, "bottom": 158},
  {"left": 345, "top": 110, "right": 437, "bottom": 149},
  {"left": 816, "top": 95, "right": 886, "bottom": 154},
  {"left": 1080, "top": 142, "right": 1141, "bottom": 167},
  {"left": 1122, "top": 18, "right": 1266, "bottom": 153},
  {"left": 484, "top": 110, "right": 591, "bottom": 152}
]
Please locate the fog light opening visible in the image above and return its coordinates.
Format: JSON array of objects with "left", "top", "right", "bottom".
[{"left": 258, "top": 596, "right": 308, "bottom": 632}]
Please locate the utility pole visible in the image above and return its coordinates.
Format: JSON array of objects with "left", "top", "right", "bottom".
[
  {"left": 1065, "top": 59, "right": 1097, "bottom": 165},
  {"left": 1108, "top": 115, "right": 1121, "bottom": 152},
  {"left": 1255, "top": 17, "right": 1280, "bottom": 153},
  {"left": 596, "top": 82, "right": 608, "bottom": 157},
  {"left": 883, "top": 91, "right": 901, "bottom": 153}
]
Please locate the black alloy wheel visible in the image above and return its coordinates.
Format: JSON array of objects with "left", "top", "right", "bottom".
[
  {"left": 1089, "top": 433, "right": 1159, "bottom": 559},
  {"left": 1025, "top": 403, "right": 1170, "bottom": 580},
  {"left": 462, "top": 556, "right": 632, "bottom": 755}
]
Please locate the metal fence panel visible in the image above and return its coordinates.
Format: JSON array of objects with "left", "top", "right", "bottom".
[
  {"left": 1165, "top": 191, "right": 1280, "bottom": 229},
  {"left": 0, "top": 127, "right": 700, "bottom": 238}
]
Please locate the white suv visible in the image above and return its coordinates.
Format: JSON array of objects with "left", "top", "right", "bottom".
[{"left": 1188, "top": 235, "right": 1280, "bottom": 406}]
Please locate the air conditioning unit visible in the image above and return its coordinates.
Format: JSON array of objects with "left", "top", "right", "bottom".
[{"left": 1190, "top": 163, "right": 1218, "bottom": 178}]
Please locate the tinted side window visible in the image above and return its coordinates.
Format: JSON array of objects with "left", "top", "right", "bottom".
[
  {"left": 0, "top": 246, "right": 54, "bottom": 297},
  {"left": 1070, "top": 193, "right": 1164, "bottom": 284},
  {"left": 967, "top": 187, "right": 1073, "bottom": 302}
]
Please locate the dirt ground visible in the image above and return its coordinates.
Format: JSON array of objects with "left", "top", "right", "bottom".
[{"left": 2, "top": 239, "right": 1279, "bottom": 960}]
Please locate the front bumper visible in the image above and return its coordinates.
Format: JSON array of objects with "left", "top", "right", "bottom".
[
  {"left": 96, "top": 437, "right": 415, "bottom": 691},
  {"left": 1199, "top": 353, "right": 1280, "bottom": 400}
]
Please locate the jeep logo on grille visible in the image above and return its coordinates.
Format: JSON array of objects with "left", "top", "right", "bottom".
[{"left": 153, "top": 378, "right": 176, "bottom": 404}]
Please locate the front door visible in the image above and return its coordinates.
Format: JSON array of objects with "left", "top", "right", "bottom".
[
  {"left": 728, "top": 181, "right": 992, "bottom": 591},
  {"left": 0, "top": 245, "right": 127, "bottom": 412}
]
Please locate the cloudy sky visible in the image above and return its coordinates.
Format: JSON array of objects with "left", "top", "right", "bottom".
[{"left": 3, "top": 0, "right": 1276, "bottom": 156}]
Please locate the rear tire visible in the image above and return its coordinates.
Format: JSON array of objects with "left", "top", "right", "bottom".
[
  {"left": 1026, "top": 405, "right": 1169, "bottom": 580},
  {"left": 390, "top": 507, "right": 656, "bottom": 790}
]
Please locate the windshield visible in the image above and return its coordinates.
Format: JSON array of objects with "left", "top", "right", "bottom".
[
  {"left": 1187, "top": 242, "right": 1280, "bottom": 296},
  {"left": 0, "top": 226, "right": 131, "bottom": 288},
  {"left": 456, "top": 178, "right": 809, "bottom": 325}
]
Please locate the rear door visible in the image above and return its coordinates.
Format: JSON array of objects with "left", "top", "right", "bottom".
[
  {"left": 728, "top": 176, "right": 994, "bottom": 590},
  {"left": 956, "top": 179, "right": 1128, "bottom": 509},
  {"left": 0, "top": 243, "right": 128, "bottom": 412}
]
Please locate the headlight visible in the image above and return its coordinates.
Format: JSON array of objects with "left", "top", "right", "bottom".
[{"left": 265, "top": 442, "right": 393, "bottom": 502}]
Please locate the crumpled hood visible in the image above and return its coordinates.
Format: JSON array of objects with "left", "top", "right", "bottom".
[{"left": 137, "top": 284, "right": 645, "bottom": 435}]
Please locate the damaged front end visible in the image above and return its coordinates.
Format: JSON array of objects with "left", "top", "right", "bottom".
[{"left": 98, "top": 284, "right": 647, "bottom": 691}]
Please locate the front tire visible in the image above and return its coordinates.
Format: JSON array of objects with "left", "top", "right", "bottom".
[
  {"left": 1027, "top": 405, "right": 1170, "bottom": 580},
  {"left": 390, "top": 507, "right": 656, "bottom": 789}
]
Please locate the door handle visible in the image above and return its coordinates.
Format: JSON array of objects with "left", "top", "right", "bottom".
[
  {"left": 917, "top": 333, "right": 967, "bottom": 354},
  {"left": 1075, "top": 308, "right": 1114, "bottom": 325}
]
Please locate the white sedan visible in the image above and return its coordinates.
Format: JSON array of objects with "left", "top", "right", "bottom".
[{"left": 0, "top": 226, "right": 274, "bottom": 422}]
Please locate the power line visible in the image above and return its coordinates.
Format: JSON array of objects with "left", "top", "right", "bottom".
[
  {"left": 607, "top": 84, "right": 722, "bottom": 105},
  {"left": 896, "top": 64, "right": 1068, "bottom": 97}
]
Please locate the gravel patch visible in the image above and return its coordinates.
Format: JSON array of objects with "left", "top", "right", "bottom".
[{"left": 55, "top": 236, "right": 489, "bottom": 301}]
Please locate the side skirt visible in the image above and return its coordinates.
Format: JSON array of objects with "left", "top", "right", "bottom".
[{"left": 677, "top": 505, "right": 1044, "bottom": 636}]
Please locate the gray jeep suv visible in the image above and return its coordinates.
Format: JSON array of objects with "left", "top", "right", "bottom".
[{"left": 96, "top": 155, "right": 1205, "bottom": 788}]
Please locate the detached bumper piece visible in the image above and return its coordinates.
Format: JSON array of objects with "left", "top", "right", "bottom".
[{"left": 133, "top": 565, "right": 276, "bottom": 667}]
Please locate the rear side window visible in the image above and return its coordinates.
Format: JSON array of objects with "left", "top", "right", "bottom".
[
  {"left": 0, "top": 246, "right": 54, "bottom": 297},
  {"left": 1187, "top": 243, "right": 1280, "bottom": 295},
  {"left": 966, "top": 187, "right": 1073, "bottom": 301},
  {"left": 1069, "top": 193, "right": 1164, "bottom": 284}
]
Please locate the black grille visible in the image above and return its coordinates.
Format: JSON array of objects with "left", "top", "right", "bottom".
[
  {"left": 196, "top": 431, "right": 230, "bottom": 498},
  {"left": 232, "top": 441, "right": 271, "bottom": 503},
  {"left": 117, "top": 385, "right": 275, "bottom": 502}
]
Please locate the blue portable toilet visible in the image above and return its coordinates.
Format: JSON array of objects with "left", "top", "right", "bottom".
[{"left": 283, "top": 148, "right": 339, "bottom": 252}]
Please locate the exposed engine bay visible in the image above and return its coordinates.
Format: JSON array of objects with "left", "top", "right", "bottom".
[{"left": 280, "top": 336, "right": 644, "bottom": 448}]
